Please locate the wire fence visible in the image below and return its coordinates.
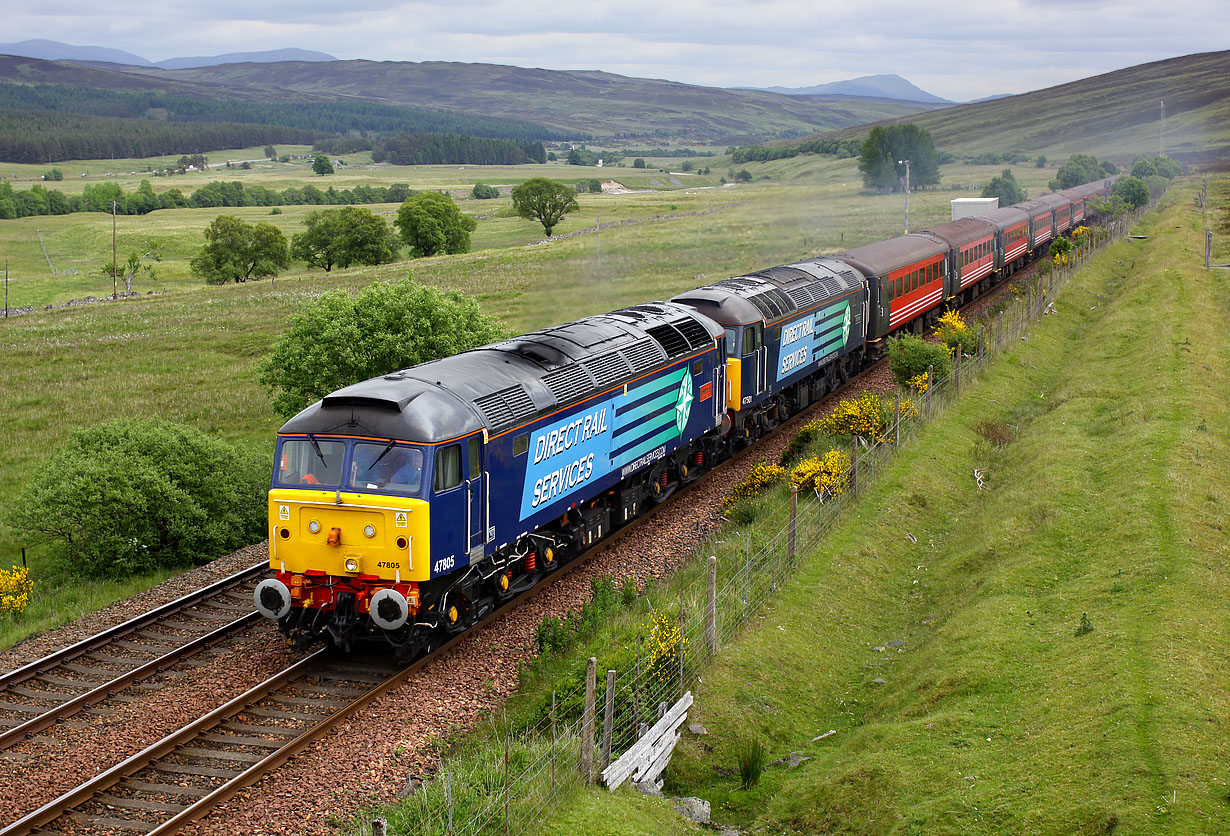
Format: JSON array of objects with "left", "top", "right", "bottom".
[{"left": 364, "top": 209, "right": 1141, "bottom": 836}]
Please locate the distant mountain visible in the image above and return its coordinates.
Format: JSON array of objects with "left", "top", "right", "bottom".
[
  {"left": 0, "top": 39, "right": 336, "bottom": 69},
  {"left": 756, "top": 74, "right": 952, "bottom": 104},
  {"left": 154, "top": 49, "right": 337, "bottom": 70},
  {"left": 0, "top": 39, "right": 152, "bottom": 67}
]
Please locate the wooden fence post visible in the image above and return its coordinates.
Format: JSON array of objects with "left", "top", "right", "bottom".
[
  {"left": 372, "top": 819, "right": 387, "bottom": 836},
  {"left": 894, "top": 392, "right": 901, "bottom": 447},
  {"left": 581, "top": 657, "right": 596, "bottom": 783},
  {"left": 551, "top": 691, "right": 557, "bottom": 791},
  {"left": 926, "top": 365, "right": 934, "bottom": 419},
  {"left": 954, "top": 350, "right": 961, "bottom": 392},
  {"left": 600, "top": 669, "right": 616, "bottom": 772},
  {"left": 849, "top": 435, "right": 859, "bottom": 498},
  {"left": 705, "top": 556, "right": 717, "bottom": 655},
  {"left": 787, "top": 488, "right": 798, "bottom": 564}
]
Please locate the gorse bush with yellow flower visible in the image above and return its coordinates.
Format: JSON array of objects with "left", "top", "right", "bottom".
[
  {"left": 721, "top": 460, "right": 786, "bottom": 515},
  {"left": 1050, "top": 235, "right": 1074, "bottom": 268},
  {"left": 788, "top": 450, "right": 849, "bottom": 500},
  {"left": 934, "top": 309, "right": 980, "bottom": 356},
  {"left": 645, "top": 606, "right": 686, "bottom": 686},
  {"left": 0, "top": 566, "right": 32, "bottom": 614},
  {"left": 807, "top": 391, "right": 890, "bottom": 442},
  {"left": 907, "top": 372, "right": 930, "bottom": 393}
]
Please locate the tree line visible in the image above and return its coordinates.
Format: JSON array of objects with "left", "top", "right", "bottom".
[
  {"left": 727, "top": 137, "right": 863, "bottom": 164},
  {"left": 371, "top": 133, "right": 546, "bottom": 166},
  {"left": 0, "top": 81, "right": 575, "bottom": 154},
  {"left": 0, "top": 108, "right": 320, "bottom": 164},
  {"left": 0, "top": 178, "right": 419, "bottom": 220}
]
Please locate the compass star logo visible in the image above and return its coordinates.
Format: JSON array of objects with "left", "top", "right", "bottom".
[
  {"left": 675, "top": 374, "right": 693, "bottom": 432},
  {"left": 841, "top": 301, "right": 852, "bottom": 344}
]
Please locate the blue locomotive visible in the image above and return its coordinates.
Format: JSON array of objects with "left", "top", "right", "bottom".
[{"left": 255, "top": 177, "right": 1116, "bottom": 658}]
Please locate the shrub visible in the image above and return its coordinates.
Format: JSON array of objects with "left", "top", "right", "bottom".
[
  {"left": 0, "top": 566, "right": 32, "bottom": 614},
  {"left": 535, "top": 615, "right": 570, "bottom": 654},
  {"left": 735, "top": 737, "right": 768, "bottom": 789},
  {"left": 788, "top": 449, "right": 849, "bottom": 500},
  {"left": 778, "top": 424, "right": 819, "bottom": 466},
  {"left": 721, "top": 460, "right": 786, "bottom": 514},
  {"left": 5, "top": 420, "right": 268, "bottom": 578},
  {"left": 471, "top": 183, "right": 499, "bottom": 199},
  {"left": 887, "top": 333, "right": 952, "bottom": 387},
  {"left": 620, "top": 576, "right": 638, "bottom": 609},
  {"left": 646, "top": 606, "right": 685, "bottom": 685},
  {"left": 808, "top": 391, "right": 890, "bottom": 442},
  {"left": 934, "top": 309, "right": 980, "bottom": 356}
]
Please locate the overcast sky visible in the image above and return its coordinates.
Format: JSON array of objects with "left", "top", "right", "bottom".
[{"left": 11, "top": 0, "right": 1227, "bottom": 101}]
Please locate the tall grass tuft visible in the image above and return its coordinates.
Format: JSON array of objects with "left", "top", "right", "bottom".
[{"left": 734, "top": 737, "right": 768, "bottom": 789}]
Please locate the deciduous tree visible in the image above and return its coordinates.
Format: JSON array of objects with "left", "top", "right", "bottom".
[
  {"left": 394, "top": 192, "right": 477, "bottom": 257},
  {"left": 857, "top": 124, "right": 941, "bottom": 190},
  {"left": 190, "top": 215, "right": 290, "bottom": 284},
  {"left": 312, "top": 154, "right": 335, "bottom": 175},
  {"left": 981, "top": 168, "right": 1026, "bottom": 206},
  {"left": 259, "top": 279, "right": 505, "bottom": 418},
  {"left": 510, "top": 177, "right": 579, "bottom": 236},
  {"left": 290, "top": 206, "right": 400, "bottom": 272}
]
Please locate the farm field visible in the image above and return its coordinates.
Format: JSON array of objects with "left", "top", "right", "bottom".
[
  {"left": 0, "top": 151, "right": 1119, "bottom": 648},
  {"left": 529, "top": 181, "right": 1230, "bottom": 835}
]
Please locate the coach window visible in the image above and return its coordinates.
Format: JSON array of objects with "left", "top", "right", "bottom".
[
  {"left": 513, "top": 435, "right": 529, "bottom": 457},
  {"left": 434, "top": 444, "right": 462, "bottom": 492}
]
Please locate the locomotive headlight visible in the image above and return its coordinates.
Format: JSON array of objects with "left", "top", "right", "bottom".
[
  {"left": 308, "top": 520, "right": 321, "bottom": 534},
  {"left": 364, "top": 524, "right": 376, "bottom": 538},
  {"left": 345, "top": 558, "right": 359, "bottom": 572}
]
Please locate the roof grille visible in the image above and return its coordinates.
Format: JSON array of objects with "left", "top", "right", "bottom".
[
  {"left": 584, "top": 352, "right": 632, "bottom": 388},
  {"left": 786, "top": 286, "right": 816, "bottom": 308},
  {"left": 622, "top": 339, "right": 665, "bottom": 373},
  {"left": 644, "top": 323, "right": 691, "bottom": 358},
  {"left": 473, "top": 385, "right": 537, "bottom": 432},
  {"left": 674, "top": 318, "right": 713, "bottom": 350},
  {"left": 543, "top": 364, "right": 595, "bottom": 405}
]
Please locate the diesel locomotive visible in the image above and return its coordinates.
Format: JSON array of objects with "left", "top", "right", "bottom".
[{"left": 255, "top": 176, "right": 1116, "bottom": 659}]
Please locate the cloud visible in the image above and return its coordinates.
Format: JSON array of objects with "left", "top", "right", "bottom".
[{"left": 7, "top": 0, "right": 1228, "bottom": 101}]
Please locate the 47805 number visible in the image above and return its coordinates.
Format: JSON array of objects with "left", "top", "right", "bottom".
[{"left": 432, "top": 556, "right": 456, "bottom": 574}]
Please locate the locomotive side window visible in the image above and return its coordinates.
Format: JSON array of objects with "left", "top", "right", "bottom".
[
  {"left": 434, "top": 445, "right": 462, "bottom": 492},
  {"left": 351, "top": 442, "right": 423, "bottom": 494},
  {"left": 467, "top": 436, "right": 482, "bottom": 479},
  {"left": 693, "top": 359, "right": 704, "bottom": 376},
  {"left": 278, "top": 438, "right": 345, "bottom": 487},
  {"left": 744, "top": 325, "right": 761, "bottom": 353},
  {"left": 513, "top": 434, "right": 529, "bottom": 457},
  {"left": 723, "top": 328, "right": 737, "bottom": 355}
]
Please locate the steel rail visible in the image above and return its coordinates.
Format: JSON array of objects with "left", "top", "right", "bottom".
[
  {"left": 0, "top": 561, "right": 268, "bottom": 689},
  {"left": 0, "top": 611, "right": 261, "bottom": 750}
]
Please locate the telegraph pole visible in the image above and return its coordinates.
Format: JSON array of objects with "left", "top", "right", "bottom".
[
  {"left": 1160, "top": 100, "right": 1165, "bottom": 157},
  {"left": 112, "top": 200, "right": 118, "bottom": 300},
  {"left": 898, "top": 159, "right": 911, "bottom": 233}
]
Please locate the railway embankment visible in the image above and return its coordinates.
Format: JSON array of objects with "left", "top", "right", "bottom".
[{"left": 529, "top": 181, "right": 1228, "bottom": 834}]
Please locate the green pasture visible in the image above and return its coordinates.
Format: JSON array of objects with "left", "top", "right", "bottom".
[
  {"left": 0, "top": 151, "right": 1129, "bottom": 648},
  {"left": 523, "top": 181, "right": 1228, "bottom": 834}
]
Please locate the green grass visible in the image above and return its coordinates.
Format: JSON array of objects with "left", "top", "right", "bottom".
[
  {"left": 0, "top": 150, "right": 1183, "bottom": 653},
  {"left": 532, "top": 181, "right": 1225, "bottom": 834}
]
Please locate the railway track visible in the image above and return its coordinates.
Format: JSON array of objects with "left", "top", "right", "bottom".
[
  {"left": 0, "top": 562, "right": 268, "bottom": 751},
  {"left": 0, "top": 258, "right": 1038, "bottom": 834}
]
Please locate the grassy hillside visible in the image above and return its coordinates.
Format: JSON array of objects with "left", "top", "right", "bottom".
[
  {"left": 817, "top": 50, "right": 1230, "bottom": 164},
  {"left": 537, "top": 181, "right": 1229, "bottom": 834},
  {"left": 118, "top": 60, "right": 935, "bottom": 141}
]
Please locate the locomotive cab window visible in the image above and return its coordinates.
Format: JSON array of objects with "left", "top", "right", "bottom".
[
  {"left": 723, "top": 328, "right": 737, "bottom": 355},
  {"left": 434, "top": 444, "right": 462, "bottom": 492},
  {"left": 744, "top": 325, "right": 761, "bottom": 353},
  {"left": 277, "top": 438, "right": 345, "bottom": 487},
  {"left": 351, "top": 442, "right": 423, "bottom": 494}
]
